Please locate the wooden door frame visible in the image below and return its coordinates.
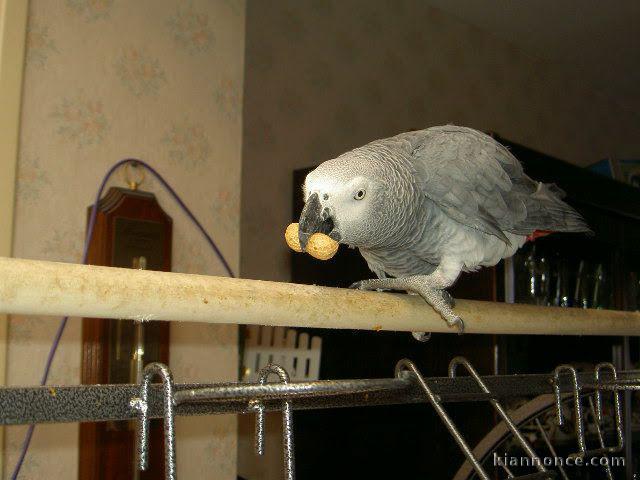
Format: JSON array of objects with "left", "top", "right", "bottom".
[{"left": 0, "top": 0, "right": 29, "bottom": 472}]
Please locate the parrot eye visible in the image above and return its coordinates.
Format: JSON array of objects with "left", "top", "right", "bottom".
[{"left": 354, "top": 189, "right": 366, "bottom": 200}]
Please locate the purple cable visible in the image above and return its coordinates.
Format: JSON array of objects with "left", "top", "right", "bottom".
[{"left": 11, "top": 159, "right": 234, "bottom": 479}]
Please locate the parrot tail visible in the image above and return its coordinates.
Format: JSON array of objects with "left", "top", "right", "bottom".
[{"left": 518, "top": 182, "right": 593, "bottom": 238}]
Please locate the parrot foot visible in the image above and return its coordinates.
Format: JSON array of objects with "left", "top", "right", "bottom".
[
  {"left": 348, "top": 278, "right": 464, "bottom": 335},
  {"left": 351, "top": 280, "right": 432, "bottom": 340}
]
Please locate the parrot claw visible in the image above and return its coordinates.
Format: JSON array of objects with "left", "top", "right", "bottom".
[
  {"left": 349, "top": 280, "right": 364, "bottom": 289},
  {"left": 442, "top": 290, "right": 455, "bottom": 308},
  {"left": 446, "top": 315, "right": 465, "bottom": 334},
  {"left": 412, "top": 331, "right": 432, "bottom": 342}
]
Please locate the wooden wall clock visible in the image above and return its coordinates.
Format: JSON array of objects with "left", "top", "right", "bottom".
[{"left": 79, "top": 186, "right": 171, "bottom": 479}]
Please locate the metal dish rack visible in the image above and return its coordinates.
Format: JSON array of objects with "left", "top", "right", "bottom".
[{"left": 1, "top": 356, "right": 638, "bottom": 480}]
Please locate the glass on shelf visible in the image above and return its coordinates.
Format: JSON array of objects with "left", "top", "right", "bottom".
[
  {"left": 591, "top": 263, "right": 613, "bottom": 310},
  {"left": 552, "top": 255, "right": 572, "bottom": 308},
  {"left": 514, "top": 244, "right": 615, "bottom": 309},
  {"left": 515, "top": 244, "right": 551, "bottom": 306}
]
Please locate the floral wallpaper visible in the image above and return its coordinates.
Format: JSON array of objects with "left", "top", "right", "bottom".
[
  {"left": 114, "top": 46, "right": 167, "bottom": 97},
  {"left": 24, "top": 21, "right": 57, "bottom": 67},
  {"left": 166, "top": 3, "right": 215, "bottom": 54},
  {"left": 66, "top": 0, "right": 114, "bottom": 22},
  {"left": 163, "top": 118, "right": 212, "bottom": 167},
  {"left": 6, "top": 0, "right": 245, "bottom": 478},
  {"left": 51, "top": 96, "right": 110, "bottom": 147}
]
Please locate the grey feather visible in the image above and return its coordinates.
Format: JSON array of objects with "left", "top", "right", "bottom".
[{"left": 384, "top": 126, "right": 591, "bottom": 241}]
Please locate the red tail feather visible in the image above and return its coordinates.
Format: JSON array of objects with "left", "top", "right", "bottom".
[{"left": 526, "top": 230, "right": 553, "bottom": 242}]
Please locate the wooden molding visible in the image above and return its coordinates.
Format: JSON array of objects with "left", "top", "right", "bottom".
[{"left": 0, "top": 0, "right": 28, "bottom": 472}]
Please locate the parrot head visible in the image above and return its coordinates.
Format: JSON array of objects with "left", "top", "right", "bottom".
[{"left": 298, "top": 151, "right": 411, "bottom": 250}]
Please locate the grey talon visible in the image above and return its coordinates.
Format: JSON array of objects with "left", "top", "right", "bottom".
[
  {"left": 442, "top": 290, "right": 456, "bottom": 308},
  {"left": 412, "top": 331, "right": 432, "bottom": 342},
  {"left": 450, "top": 317, "right": 465, "bottom": 335}
]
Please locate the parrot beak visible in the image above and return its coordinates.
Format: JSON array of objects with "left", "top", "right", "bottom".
[{"left": 298, "top": 192, "right": 337, "bottom": 250}]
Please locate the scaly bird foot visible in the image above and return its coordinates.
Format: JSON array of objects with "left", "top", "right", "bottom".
[
  {"left": 350, "top": 279, "right": 431, "bottom": 340},
  {"left": 349, "top": 279, "right": 381, "bottom": 290},
  {"left": 349, "top": 279, "right": 392, "bottom": 293},
  {"left": 348, "top": 277, "right": 464, "bottom": 335},
  {"left": 414, "top": 285, "right": 464, "bottom": 334}
]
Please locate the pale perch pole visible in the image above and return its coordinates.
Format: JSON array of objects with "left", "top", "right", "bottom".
[{"left": 0, "top": 257, "right": 638, "bottom": 336}]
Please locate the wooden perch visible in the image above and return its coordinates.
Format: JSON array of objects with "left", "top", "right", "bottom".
[{"left": 0, "top": 257, "right": 638, "bottom": 335}]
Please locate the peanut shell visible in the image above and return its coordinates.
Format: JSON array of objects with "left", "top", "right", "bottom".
[
  {"left": 285, "top": 223, "right": 303, "bottom": 252},
  {"left": 307, "top": 233, "right": 339, "bottom": 260}
]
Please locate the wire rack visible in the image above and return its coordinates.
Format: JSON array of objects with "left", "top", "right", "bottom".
[{"left": 1, "top": 357, "right": 638, "bottom": 480}]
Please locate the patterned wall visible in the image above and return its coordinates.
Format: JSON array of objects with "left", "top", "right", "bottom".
[
  {"left": 240, "top": 0, "right": 640, "bottom": 284},
  {"left": 6, "top": 0, "right": 244, "bottom": 478}
]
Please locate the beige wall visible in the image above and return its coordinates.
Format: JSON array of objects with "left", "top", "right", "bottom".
[
  {"left": 5, "top": 0, "right": 244, "bottom": 478},
  {"left": 240, "top": 0, "right": 640, "bottom": 283}
]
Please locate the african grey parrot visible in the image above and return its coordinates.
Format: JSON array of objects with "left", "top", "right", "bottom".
[{"left": 297, "top": 125, "right": 591, "bottom": 338}]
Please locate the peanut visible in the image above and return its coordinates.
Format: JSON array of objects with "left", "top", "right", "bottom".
[
  {"left": 285, "top": 223, "right": 303, "bottom": 252},
  {"left": 284, "top": 223, "right": 339, "bottom": 260},
  {"left": 307, "top": 232, "right": 339, "bottom": 260}
]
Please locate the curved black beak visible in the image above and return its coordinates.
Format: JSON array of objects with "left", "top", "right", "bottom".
[{"left": 298, "top": 192, "right": 336, "bottom": 250}]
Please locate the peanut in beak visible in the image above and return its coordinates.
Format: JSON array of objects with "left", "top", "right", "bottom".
[{"left": 284, "top": 222, "right": 339, "bottom": 260}]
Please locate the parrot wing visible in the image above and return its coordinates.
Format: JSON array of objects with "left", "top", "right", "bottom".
[{"left": 393, "top": 125, "right": 588, "bottom": 243}]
